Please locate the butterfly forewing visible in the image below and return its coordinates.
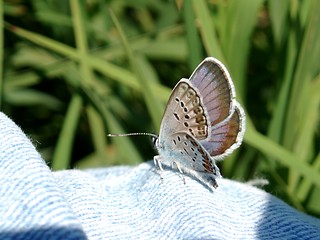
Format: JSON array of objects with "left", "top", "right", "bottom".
[
  {"left": 190, "top": 58, "right": 235, "bottom": 127},
  {"left": 159, "top": 80, "right": 210, "bottom": 141}
]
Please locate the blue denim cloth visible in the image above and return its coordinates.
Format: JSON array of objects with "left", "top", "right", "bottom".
[{"left": 0, "top": 112, "right": 319, "bottom": 240}]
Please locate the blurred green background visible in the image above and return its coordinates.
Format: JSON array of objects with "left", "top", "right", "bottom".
[{"left": 1, "top": 0, "right": 320, "bottom": 216}]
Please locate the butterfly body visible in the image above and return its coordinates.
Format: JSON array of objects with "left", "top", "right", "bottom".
[
  {"left": 108, "top": 57, "right": 245, "bottom": 190},
  {"left": 153, "top": 57, "right": 246, "bottom": 190},
  {"left": 155, "top": 132, "right": 222, "bottom": 188}
]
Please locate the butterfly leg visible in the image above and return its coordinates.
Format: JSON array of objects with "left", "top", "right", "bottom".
[
  {"left": 154, "top": 155, "right": 164, "bottom": 181},
  {"left": 173, "top": 161, "right": 186, "bottom": 185},
  {"left": 154, "top": 155, "right": 164, "bottom": 172}
]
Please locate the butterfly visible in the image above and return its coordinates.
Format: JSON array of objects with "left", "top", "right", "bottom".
[{"left": 109, "top": 57, "right": 246, "bottom": 189}]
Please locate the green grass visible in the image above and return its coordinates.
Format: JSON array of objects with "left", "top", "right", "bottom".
[{"left": 2, "top": 0, "right": 320, "bottom": 216}]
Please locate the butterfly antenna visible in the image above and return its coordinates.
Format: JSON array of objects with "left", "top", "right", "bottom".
[{"left": 107, "top": 132, "right": 158, "bottom": 139}]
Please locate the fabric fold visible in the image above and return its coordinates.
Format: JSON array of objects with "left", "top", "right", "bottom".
[{"left": 1, "top": 112, "right": 319, "bottom": 240}]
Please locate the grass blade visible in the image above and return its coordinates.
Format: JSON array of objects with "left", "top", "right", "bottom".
[
  {"left": 51, "top": 94, "right": 82, "bottom": 170},
  {"left": 109, "top": 9, "right": 163, "bottom": 130}
]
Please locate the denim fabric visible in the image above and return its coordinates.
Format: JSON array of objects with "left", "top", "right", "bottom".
[{"left": 0, "top": 112, "right": 319, "bottom": 240}]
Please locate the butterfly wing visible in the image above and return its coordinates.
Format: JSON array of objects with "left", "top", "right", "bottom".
[
  {"left": 158, "top": 80, "right": 211, "bottom": 143},
  {"left": 158, "top": 57, "right": 232, "bottom": 142},
  {"left": 201, "top": 102, "right": 246, "bottom": 159},
  {"left": 190, "top": 57, "right": 235, "bottom": 127},
  {"left": 165, "top": 132, "right": 221, "bottom": 188},
  {"left": 156, "top": 57, "right": 245, "bottom": 189},
  {"left": 190, "top": 57, "right": 245, "bottom": 158}
]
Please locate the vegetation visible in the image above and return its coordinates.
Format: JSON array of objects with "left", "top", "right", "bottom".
[{"left": 2, "top": 0, "right": 320, "bottom": 216}]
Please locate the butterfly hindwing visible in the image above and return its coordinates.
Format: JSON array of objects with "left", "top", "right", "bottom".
[
  {"left": 167, "top": 132, "right": 221, "bottom": 188},
  {"left": 168, "top": 132, "right": 221, "bottom": 175},
  {"left": 201, "top": 102, "right": 246, "bottom": 159}
]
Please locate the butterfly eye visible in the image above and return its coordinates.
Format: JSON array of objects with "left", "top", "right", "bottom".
[{"left": 151, "top": 136, "right": 158, "bottom": 147}]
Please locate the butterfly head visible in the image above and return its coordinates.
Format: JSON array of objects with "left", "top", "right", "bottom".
[{"left": 151, "top": 135, "right": 158, "bottom": 148}]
